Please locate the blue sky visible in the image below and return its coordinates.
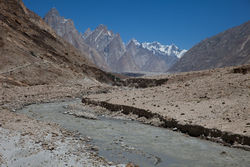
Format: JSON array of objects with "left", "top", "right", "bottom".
[{"left": 23, "top": 0, "right": 250, "bottom": 49}]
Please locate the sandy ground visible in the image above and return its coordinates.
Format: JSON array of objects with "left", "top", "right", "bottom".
[{"left": 85, "top": 67, "right": 250, "bottom": 137}]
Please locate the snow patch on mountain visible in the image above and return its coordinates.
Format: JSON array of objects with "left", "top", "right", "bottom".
[
  {"left": 177, "top": 49, "right": 187, "bottom": 58},
  {"left": 61, "top": 18, "right": 68, "bottom": 24},
  {"left": 130, "top": 40, "right": 187, "bottom": 58},
  {"left": 131, "top": 38, "right": 140, "bottom": 46}
]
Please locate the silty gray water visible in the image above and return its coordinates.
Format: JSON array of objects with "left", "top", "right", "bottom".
[{"left": 18, "top": 99, "right": 250, "bottom": 167}]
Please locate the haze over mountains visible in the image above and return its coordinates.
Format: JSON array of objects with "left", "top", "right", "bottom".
[{"left": 44, "top": 8, "right": 187, "bottom": 73}]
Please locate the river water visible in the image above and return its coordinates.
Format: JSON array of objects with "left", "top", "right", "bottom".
[{"left": 18, "top": 99, "right": 250, "bottom": 167}]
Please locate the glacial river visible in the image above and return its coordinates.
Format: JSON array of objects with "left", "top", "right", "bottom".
[{"left": 18, "top": 99, "right": 250, "bottom": 167}]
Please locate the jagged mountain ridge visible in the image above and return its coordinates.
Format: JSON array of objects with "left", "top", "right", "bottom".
[
  {"left": 168, "top": 21, "right": 250, "bottom": 72},
  {"left": 43, "top": 8, "right": 110, "bottom": 71},
  {"left": 82, "top": 25, "right": 126, "bottom": 71},
  {"left": 44, "top": 8, "right": 187, "bottom": 73}
]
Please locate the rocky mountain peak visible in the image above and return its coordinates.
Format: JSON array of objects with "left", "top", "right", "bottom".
[
  {"left": 45, "top": 8, "right": 60, "bottom": 17},
  {"left": 96, "top": 24, "right": 108, "bottom": 31},
  {"left": 43, "top": 8, "right": 186, "bottom": 73},
  {"left": 128, "top": 38, "right": 140, "bottom": 46},
  {"left": 83, "top": 28, "right": 92, "bottom": 39}
]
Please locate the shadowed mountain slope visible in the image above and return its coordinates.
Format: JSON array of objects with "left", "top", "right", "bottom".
[{"left": 169, "top": 21, "right": 250, "bottom": 72}]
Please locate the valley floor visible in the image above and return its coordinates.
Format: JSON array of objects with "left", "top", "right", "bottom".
[{"left": 0, "top": 64, "right": 250, "bottom": 166}]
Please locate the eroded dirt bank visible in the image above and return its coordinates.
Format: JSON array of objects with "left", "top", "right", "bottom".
[
  {"left": 82, "top": 98, "right": 250, "bottom": 150},
  {"left": 83, "top": 65, "right": 250, "bottom": 150}
]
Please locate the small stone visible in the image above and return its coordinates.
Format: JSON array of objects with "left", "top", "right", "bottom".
[
  {"left": 173, "top": 127, "right": 178, "bottom": 131},
  {"left": 220, "top": 151, "right": 227, "bottom": 155},
  {"left": 181, "top": 113, "right": 185, "bottom": 115},
  {"left": 91, "top": 146, "right": 99, "bottom": 151},
  {"left": 126, "top": 163, "right": 139, "bottom": 167},
  {"left": 107, "top": 161, "right": 113, "bottom": 165},
  {"left": 15, "top": 119, "right": 21, "bottom": 122},
  {"left": 222, "top": 102, "right": 225, "bottom": 104}
]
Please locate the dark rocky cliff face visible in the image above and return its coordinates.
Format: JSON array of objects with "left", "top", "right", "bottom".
[{"left": 169, "top": 21, "right": 250, "bottom": 73}]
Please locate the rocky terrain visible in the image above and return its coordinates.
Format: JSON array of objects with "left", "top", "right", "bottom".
[
  {"left": 169, "top": 21, "right": 250, "bottom": 72},
  {"left": 44, "top": 8, "right": 186, "bottom": 73}
]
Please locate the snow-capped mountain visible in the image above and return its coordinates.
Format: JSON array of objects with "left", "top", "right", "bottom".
[
  {"left": 141, "top": 41, "right": 187, "bottom": 58},
  {"left": 133, "top": 40, "right": 187, "bottom": 59},
  {"left": 120, "top": 39, "right": 187, "bottom": 72}
]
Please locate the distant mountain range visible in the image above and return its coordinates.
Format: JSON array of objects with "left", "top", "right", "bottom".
[
  {"left": 44, "top": 8, "right": 187, "bottom": 72},
  {"left": 44, "top": 8, "right": 250, "bottom": 74},
  {"left": 168, "top": 21, "right": 250, "bottom": 72}
]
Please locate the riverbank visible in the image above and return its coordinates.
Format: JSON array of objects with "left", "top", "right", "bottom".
[{"left": 83, "top": 65, "right": 250, "bottom": 150}]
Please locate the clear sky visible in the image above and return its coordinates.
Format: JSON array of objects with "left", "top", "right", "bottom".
[{"left": 23, "top": 0, "right": 250, "bottom": 49}]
